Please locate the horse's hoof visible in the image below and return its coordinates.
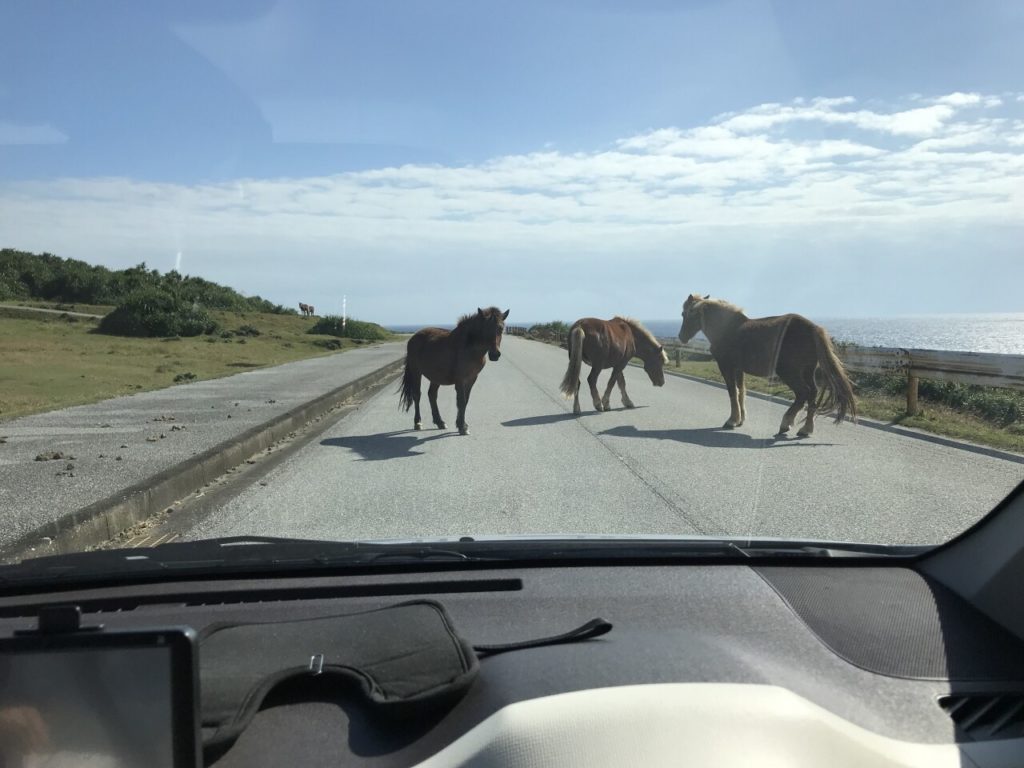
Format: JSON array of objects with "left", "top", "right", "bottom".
[
  {"left": 624, "top": 403, "right": 635, "bottom": 409},
  {"left": 414, "top": 423, "right": 422, "bottom": 431},
  {"left": 458, "top": 427, "right": 469, "bottom": 436},
  {"left": 436, "top": 422, "right": 446, "bottom": 430},
  {"left": 722, "top": 422, "right": 736, "bottom": 430},
  {"left": 796, "top": 430, "right": 811, "bottom": 438}
]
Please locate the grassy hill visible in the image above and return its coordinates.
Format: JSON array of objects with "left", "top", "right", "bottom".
[{"left": 0, "top": 250, "right": 395, "bottom": 421}]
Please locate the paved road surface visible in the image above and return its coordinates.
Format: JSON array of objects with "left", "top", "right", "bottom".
[
  {"left": 0, "top": 303, "right": 104, "bottom": 319},
  {"left": 0, "top": 343, "right": 405, "bottom": 550},
  {"left": 185, "top": 337, "right": 1024, "bottom": 546}
]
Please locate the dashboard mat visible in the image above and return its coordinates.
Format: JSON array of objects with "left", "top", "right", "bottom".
[{"left": 754, "top": 566, "right": 1024, "bottom": 681}]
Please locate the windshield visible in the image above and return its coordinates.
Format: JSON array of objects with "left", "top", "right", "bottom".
[{"left": 1, "top": 1, "right": 1023, "bottom": 577}]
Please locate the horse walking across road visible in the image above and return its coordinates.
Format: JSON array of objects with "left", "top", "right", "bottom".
[
  {"left": 399, "top": 307, "right": 510, "bottom": 436},
  {"left": 678, "top": 294, "right": 857, "bottom": 436},
  {"left": 559, "top": 317, "right": 668, "bottom": 415}
]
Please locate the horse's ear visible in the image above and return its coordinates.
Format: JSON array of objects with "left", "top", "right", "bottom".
[
  {"left": 502, "top": 309, "right": 510, "bottom": 320},
  {"left": 477, "top": 307, "right": 484, "bottom": 316},
  {"left": 703, "top": 294, "right": 710, "bottom": 299}
]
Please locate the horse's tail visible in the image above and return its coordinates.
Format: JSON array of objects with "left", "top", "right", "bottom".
[
  {"left": 398, "top": 356, "right": 419, "bottom": 412},
  {"left": 812, "top": 326, "right": 857, "bottom": 424},
  {"left": 559, "top": 325, "right": 585, "bottom": 398}
]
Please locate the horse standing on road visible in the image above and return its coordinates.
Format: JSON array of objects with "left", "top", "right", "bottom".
[
  {"left": 559, "top": 317, "right": 668, "bottom": 415},
  {"left": 678, "top": 294, "right": 857, "bottom": 436},
  {"left": 399, "top": 307, "right": 510, "bottom": 436}
]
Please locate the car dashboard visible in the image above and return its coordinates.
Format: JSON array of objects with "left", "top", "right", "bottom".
[{"left": 1, "top": 560, "right": 1022, "bottom": 767}]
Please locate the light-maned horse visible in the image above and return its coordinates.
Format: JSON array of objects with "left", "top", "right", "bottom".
[
  {"left": 678, "top": 294, "right": 856, "bottom": 436},
  {"left": 399, "top": 307, "right": 510, "bottom": 436},
  {"left": 559, "top": 317, "right": 668, "bottom": 415},
  {"left": 298, "top": 302, "right": 309, "bottom": 317}
]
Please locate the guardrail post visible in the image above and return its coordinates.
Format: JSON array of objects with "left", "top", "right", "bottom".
[
  {"left": 674, "top": 348, "right": 681, "bottom": 366},
  {"left": 906, "top": 373, "right": 920, "bottom": 416}
]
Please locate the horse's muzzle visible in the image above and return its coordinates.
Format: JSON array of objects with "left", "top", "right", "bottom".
[{"left": 488, "top": 349, "right": 501, "bottom": 361}]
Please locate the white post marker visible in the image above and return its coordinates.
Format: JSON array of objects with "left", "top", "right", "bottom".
[{"left": 342, "top": 295, "right": 347, "bottom": 330}]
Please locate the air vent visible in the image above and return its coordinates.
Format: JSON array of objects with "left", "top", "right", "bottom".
[{"left": 939, "top": 693, "right": 1024, "bottom": 741}]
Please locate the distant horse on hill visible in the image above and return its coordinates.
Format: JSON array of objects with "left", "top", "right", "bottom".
[
  {"left": 678, "top": 293, "right": 857, "bottom": 436},
  {"left": 399, "top": 307, "right": 510, "bottom": 436},
  {"left": 559, "top": 317, "right": 668, "bottom": 415},
  {"left": 299, "top": 302, "right": 311, "bottom": 317}
]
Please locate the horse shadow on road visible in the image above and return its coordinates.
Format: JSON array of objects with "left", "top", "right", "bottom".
[
  {"left": 599, "top": 424, "right": 836, "bottom": 448},
  {"left": 320, "top": 430, "right": 454, "bottom": 461},
  {"left": 503, "top": 406, "right": 649, "bottom": 428}
]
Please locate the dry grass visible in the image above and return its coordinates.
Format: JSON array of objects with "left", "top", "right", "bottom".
[{"left": 0, "top": 309, "right": 392, "bottom": 422}]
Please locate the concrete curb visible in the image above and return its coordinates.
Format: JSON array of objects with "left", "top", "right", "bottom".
[{"left": 2, "top": 357, "right": 406, "bottom": 562}]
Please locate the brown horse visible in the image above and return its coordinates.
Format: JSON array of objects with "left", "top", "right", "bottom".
[
  {"left": 399, "top": 307, "right": 510, "bottom": 435},
  {"left": 678, "top": 294, "right": 856, "bottom": 436},
  {"left": 559, "top": 317, "right": 668, "bottom": 415}
]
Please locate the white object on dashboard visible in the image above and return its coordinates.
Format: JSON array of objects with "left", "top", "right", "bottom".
[{"left": 414, "top": 683, "right": 1020, "bottom": 768}]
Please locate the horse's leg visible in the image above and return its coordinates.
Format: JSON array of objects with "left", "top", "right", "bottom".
[
  {"left": 587, "top": 366, "right": 603, "bottom": 412},
  {"left": 601, "top": 368, "right": 618, "bottom": 411},
  {"left": 428, "top": 381, "right": 445, "bottom": 429},
  {"left": 736, "top": 371, "right": 746, "bottom": 426},
  {"left": 616, "top": 368, "right": 635, "bottom": 408},
  {"left": 797, "top": 365, "right": 819, "bottom": 437},
  {"left": 573, "top": 381, "right": 582, "bottom": 416},
  {"left": 776, "top": 369, "right": 807, "bottom": 436},
  {"left": 412, "top": 374, "right": 423, "bottom": 431},
  {"left": 455, "top": 376, "right": 477, "bottom": 435},
  {"left": 718, "top": 363, "right": 741, "bottom": 429}
]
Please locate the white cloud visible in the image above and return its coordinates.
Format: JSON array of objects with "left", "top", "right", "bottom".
[
  {"left": 1, "top": 92, "right": 1022, "bottom": 317},
  {"left": 713, "top": 97, "right": 958, "bottom": 137},
  {"left": 0, "top": 121, "right": 68, "bottom": 145}
]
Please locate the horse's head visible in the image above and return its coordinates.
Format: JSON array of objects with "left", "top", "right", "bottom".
[
  {"left": 679, "top": 293, "right": 710, "bottom": 343},
  {"left": 476, "top": 307, "right": 510, "bottom": 361},
  {"left": 643, "top": 344, "right": 669, "bottom": 387}
]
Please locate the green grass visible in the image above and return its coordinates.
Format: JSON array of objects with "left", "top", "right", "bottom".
[
  {"left": 656, "top": 353, "right": 1024, "bottom": 454},
  {"left": 0, "top": 309, "right": 396, "bottom": 422}
]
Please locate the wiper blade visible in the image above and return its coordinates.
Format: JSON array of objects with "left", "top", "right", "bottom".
[
  {"left": 0, "top": 536, "right": 478, "bottom": 584},
  {"left": 730, "top": 539, "right": 929, "bottom": 558},
  {"left": 0, "top": 535, "right": 923, "bottom": 587}
]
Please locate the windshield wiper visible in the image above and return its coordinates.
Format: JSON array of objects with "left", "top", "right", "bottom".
[
  {"left": 0, "top": 536, "right": 480, "bottom": 585},
  {"left": 729, "top": 539, "right": 930, "bottom": 558},
  {"left": 0, "top": 535, "right": 923, "bottom": 587}
]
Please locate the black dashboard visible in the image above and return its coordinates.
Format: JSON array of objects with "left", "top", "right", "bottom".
[{"left": 2, "top": 561, "right": 1021, "bottom": 767}]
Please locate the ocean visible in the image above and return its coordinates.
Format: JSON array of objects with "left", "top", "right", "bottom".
[
  {"left": 389, "top": 314, "right": 1024, "bottom": 355},
  {"left": 643, "top": 315, "right": 1024, "bottom": 355}
]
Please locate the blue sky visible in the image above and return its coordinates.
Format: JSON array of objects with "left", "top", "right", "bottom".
[{"left": 1, "top": 0, "right": 1023, "bottom": 323}]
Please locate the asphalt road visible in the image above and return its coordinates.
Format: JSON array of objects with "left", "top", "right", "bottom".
[
  {"left": 184, "top": 337, "right": 1024, "bottom": 546},
  {"left": 0, "top": 303, "right": 104, "bottom": 319},
  {"left": 0, "top": 343, "right": 405, "bottom": 551}
]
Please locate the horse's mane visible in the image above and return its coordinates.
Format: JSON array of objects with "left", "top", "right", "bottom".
[
  {"left": 614, "top": 316, "right": 661, "bottom": 348},
  {"left": 456, "top": 306, "right": 504, "bottom": 328},
  {"left": 701, "top": 298, "right": 745, "bottom": 315}
]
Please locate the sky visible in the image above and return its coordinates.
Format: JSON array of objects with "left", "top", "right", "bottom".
[{"left": 1, "top": 0, "right": 1022, "bottom": 324}]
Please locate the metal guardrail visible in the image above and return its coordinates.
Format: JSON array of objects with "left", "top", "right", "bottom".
[{"left": 507, "top": 325, "right": 1024, "bottom": 415}]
